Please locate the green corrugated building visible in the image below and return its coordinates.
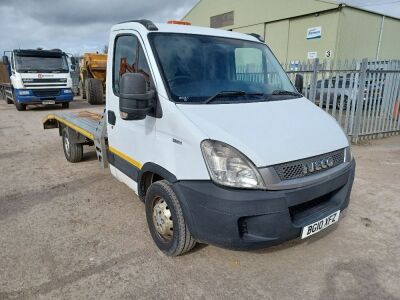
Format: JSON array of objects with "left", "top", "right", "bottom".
[{"left": 182, "top": 0, "right": 400, "bottom": 63}]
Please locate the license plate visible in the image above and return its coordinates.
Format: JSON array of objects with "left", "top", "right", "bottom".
[
  {"left": 301, "top": 210, "right": 340, "bottom": 239},
  {"left": 42, "top": 100, "right": 55, "bottom": 105}
]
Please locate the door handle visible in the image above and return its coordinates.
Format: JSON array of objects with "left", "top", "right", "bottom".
[{"left": 108, "top": 110, "right": 116, "bottom": 125}]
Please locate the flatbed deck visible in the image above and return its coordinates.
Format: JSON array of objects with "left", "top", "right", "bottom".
[{"left": 43, "top": 111, "right": 103, "bottom": 140}]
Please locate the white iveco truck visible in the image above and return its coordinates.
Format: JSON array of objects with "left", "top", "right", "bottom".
[
  {"left": 43, "top": 20, "right": 355, "bottom": 256},
  {"left": 2, "top": 49, "right": 74, "bottom": 111}
]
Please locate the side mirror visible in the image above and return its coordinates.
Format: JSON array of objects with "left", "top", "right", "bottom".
[
  {"left": 119, "top": 73, "right": 155, "bottom": 120},
  {"left": 70, "top": 57, "right": 76, "bottom": 65},
  {"left": 295, "top": 74, "right": 304, "bottom": 94},
  {"left": 2, "top": 55, "right": 9, "bottom": 65},
  {"left": 70, "top": 64, "right": 76, "bottom": 71}
]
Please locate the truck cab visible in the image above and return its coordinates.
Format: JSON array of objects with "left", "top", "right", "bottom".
[
  {"left": 7, "top": 49, "right": 74, "bottom": 110},
  {"left": 44, "top": 20, "right": 355, "bottom": 256}
]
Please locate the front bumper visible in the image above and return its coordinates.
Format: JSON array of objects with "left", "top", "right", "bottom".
[
  {"left": 173, "top": 159, "right": 355, "bottom": 250},
  {"left": 14, "top": 89, "right": 73, "bottom": 104}
]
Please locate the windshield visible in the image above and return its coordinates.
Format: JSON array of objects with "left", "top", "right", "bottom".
[
  {"left": 15, "top": 55, "right": 69, "bottom": 73},
  {"left": 149, "top": 33, "right": 298, "bottom": 103}
]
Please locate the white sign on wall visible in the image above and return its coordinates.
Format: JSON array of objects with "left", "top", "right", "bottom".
[
  {"left": 307, "top": 51, "right": 318, "bottom": 59},
  {"left": 289, "top": 60, "right": 300, "bottom": 71},
  {"left": 307, "top": 26, "right": 322, "bottom": 39}
]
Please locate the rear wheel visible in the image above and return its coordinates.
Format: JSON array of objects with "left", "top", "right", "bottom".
[
  {"left": 85, "top": 78, "right": 103, "bottom": 105},
  {"left": 145, "top": 180, "right": 196, "bottom": 256},
  {"left": 62, "top": 128, "right": 83, "bottom": 163}
]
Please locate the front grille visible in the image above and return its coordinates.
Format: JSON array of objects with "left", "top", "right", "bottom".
[
  {"left": 23, "top": 78, "right": 67, "bottom": 83},
  {"left": 273, "top": 149, "right": 345, "bottom": 181},
  {"left": 32, "top": 89, "right": 60, "bottom": 97}
]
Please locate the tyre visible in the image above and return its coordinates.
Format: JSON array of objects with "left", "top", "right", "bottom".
[
  {"left": 62, "top": 128, "right": 83, "bottom": 163},
  {"left": 145, "top": 180, "right": 196, "bottom": 256},
  {"left": 62, "top": 102, "right": 70, "bottom": 109},
  {"left": 85, "top": 78, "right": 103, "bottom": 105},
  {"left": 13, "top": 91, "right": 26, "bottom": 111},
  {"left": 15, "top": 102, "right": 26, "bottom": 111},
  {"left": 79, "top": 80, "right": 86, "bottom": 99}
]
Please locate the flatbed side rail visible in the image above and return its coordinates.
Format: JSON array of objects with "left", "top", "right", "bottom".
[{"left": 43, "top": 114, "right": 95, "bottom": 140}]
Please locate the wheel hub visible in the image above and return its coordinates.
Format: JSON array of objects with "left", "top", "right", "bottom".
[
  {"left": 152, "top": 196, "right": 173, "bottom": 240},
  {"left": 64, "top": 135, "right": 70, "bottom": 155}
]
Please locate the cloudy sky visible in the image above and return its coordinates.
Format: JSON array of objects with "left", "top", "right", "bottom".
[
  {"left": 0, "top": 0, "right": 399, "bottom": 55},
  {"left": 0, "top": 0, "right": 197, "bottom": 55}
]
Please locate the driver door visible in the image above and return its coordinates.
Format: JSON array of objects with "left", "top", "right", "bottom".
[{"left": 107, "top": 31, "right": 156, "bottom": 183}]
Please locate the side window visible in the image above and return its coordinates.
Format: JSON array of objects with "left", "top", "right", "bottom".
[
  {"left": 235, "top": 48, "right": 264, "bottom": 83},
  {"left": 113, "top": 34, "right": 154, "bottom": 94},
  {"left": 113, "top": 35, "right": 138, "bottom": 94}
]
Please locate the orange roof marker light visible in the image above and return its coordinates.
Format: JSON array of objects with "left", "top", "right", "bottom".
[{"left": 167, "top": 20, "right": 191, "bottom": 25}]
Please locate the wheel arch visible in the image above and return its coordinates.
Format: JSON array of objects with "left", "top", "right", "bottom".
[{"left": 138, "top": 162, "right": 178, "bottom": 202}]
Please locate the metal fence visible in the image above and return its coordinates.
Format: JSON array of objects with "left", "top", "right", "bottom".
[{"left": 283, "top": 58, "right": 400, "bottom": 143}]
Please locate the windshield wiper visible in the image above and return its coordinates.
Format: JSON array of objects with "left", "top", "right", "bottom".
[
  {"left": 204, "top": 91, "right": 246, "bottom": 104},
  {"left": 272, "top": 90, "right": 302, "bottom": 97}
]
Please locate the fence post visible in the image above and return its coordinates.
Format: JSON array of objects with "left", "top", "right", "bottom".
[
  {"left": 309, "top": 58, "right": 319, "bottom": 103},
  {"left": 353, "top": 58, "right": 368, "bottom": 143}
]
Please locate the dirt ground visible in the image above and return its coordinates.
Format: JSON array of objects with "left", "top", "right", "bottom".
[{"left": 0, "top": 98, "right": 399, "bottom": 300}]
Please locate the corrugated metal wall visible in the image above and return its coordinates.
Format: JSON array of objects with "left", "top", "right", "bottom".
[{"left": 184, "top": 1, "right": 400, "bottom": 62}]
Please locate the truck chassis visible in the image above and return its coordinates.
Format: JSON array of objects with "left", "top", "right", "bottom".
[{"left": 0, "top": 83, "right": 14, "bottom": 104}]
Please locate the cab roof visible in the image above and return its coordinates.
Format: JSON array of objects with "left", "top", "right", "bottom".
[{"left": 112, "top": 20, "right": 260, "bottom": 43}]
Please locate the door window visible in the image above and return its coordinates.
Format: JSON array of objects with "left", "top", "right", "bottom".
[
  {"left": 235, "top": 48, "right": 264, "bottom": 83},
  {"left": 113, "top": 35, "right": 154, "bottom": 94}
]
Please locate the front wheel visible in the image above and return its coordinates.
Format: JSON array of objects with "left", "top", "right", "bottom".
[
  {"left": 15, "top": 102, "right": 26, "bottom": 111},
  {"left": 62, "top": 102, "right": 70, "bottom": 109},
  {"left": 145, "top": 180, "right": 196, "bottom": 256},
  {"left": 62, "top": 128, "right": 83, "bottom": 163}
]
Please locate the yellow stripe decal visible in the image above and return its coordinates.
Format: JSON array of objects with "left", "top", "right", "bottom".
[
  {"left": 44, "top": 114, "right": 94, "bottom": 140},
  {"left": 109, "top": 146, "right": 142, "bottom": 170}
]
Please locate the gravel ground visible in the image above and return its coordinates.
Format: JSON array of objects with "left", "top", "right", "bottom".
[{"left": 0, "top": 98, "right": 399, "bottom": 300}]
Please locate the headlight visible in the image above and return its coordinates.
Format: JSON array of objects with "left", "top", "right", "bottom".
[
  {"left": 201, "top": 140, "right": 265, "bottom": 189},
  {"left": 18, "top": 90, "right": 30, "bottom": 95},
  {"left": 63, "top": 89, "right": 72, "bottom": 94}
]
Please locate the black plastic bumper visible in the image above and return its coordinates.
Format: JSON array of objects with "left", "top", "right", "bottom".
[{"left": 173, "top": 159, "right": 355, "bottom": 250}]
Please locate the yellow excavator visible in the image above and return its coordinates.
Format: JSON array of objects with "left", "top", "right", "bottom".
[{"left": 79, "top": 53, "right": 107, "bottom": 105}]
